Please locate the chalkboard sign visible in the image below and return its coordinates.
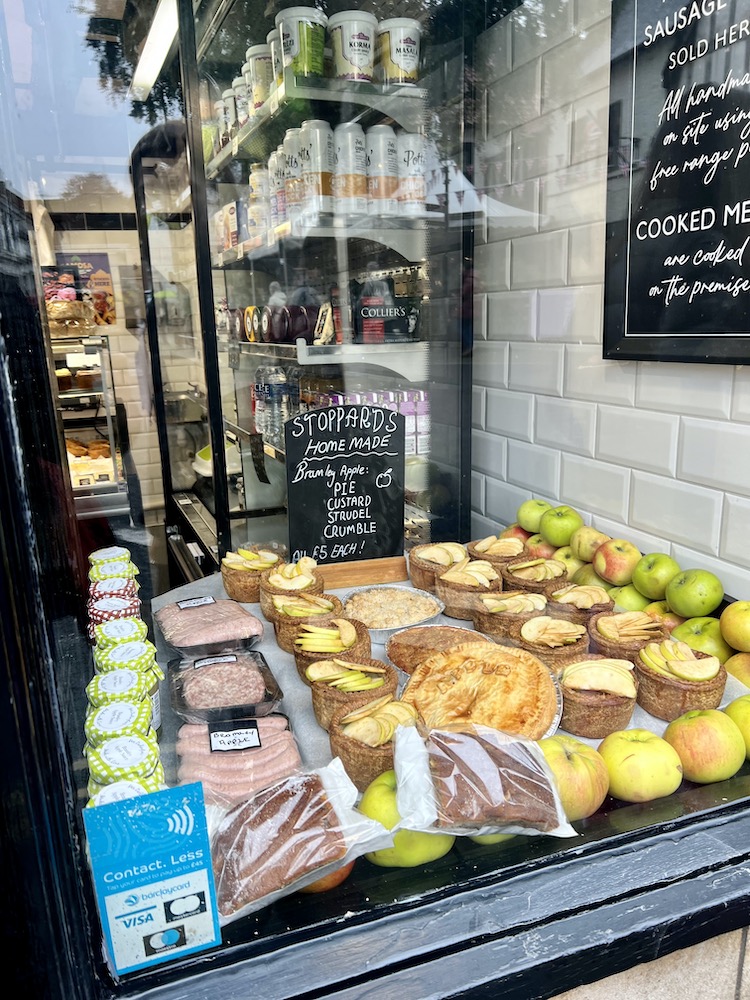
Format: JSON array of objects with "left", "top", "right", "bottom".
[
  {"left": 604, "top": 0, "right": 750, "bottom": 363},
  {"left": 285, "top": 404, "right": 405, "bottom": 564}
]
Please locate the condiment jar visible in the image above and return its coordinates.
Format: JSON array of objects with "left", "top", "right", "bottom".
[
  {"left": 93, "top": 616, "right": 149, "bottom": 648},
  {"left": 85, "top": 779, "right": 154, "bottom": 808},
  {"left": 93, "top": 640, "right": 165, "bottom": 735},
  {"left": 84, "top": 700, "right": 154, "bottom": 748},
  {"left": 89, "top": 559, "right": 139, "bottom": 583},
  {"left": 88, "top": 545, "right": 131, "bottom": 565},
  {"left": 86, "top": 733, "right": 164, "bottom": 793},
  {"left": 86, "top": 668, "right": 151, "bottom": 709}
]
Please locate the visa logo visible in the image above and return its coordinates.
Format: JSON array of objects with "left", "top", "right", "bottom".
[{"left": 122, "top": 913, "right": 155, "bottom": 928}]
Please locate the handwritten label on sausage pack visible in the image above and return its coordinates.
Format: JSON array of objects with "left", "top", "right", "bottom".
[
  {"left": 285, "top": 404, "right": 405, "bottom": 564},
  {"left": 208, "top": 719, "right": 261, "bottom": 751},
  {"left": 83, "top": 784, "right": 220, "bottom": 975}
]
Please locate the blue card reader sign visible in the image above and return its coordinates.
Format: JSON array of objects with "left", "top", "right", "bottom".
[{"left": 83, "top": 783, "right": 221, "bottom": 975}]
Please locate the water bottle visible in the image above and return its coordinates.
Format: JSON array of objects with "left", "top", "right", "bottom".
[
  {"left": 286, "top": 363, "right": 301, "bottom": 417},
  {"left": 266, "top": 365, "right": 289, "bottom": 446},
  {"left": 253, "top": 365, "right": 269, "bottom": 435}
]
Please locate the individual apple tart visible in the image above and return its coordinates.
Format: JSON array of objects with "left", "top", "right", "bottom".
[
  {"left": 407, "top": 541, "right": 468, "bottom": 593},
  {"left": 634, "top": 638, "right": 727, "bottom": 721},
  {"left": 328, "top": 696, "right": 419, "bottom": 792},
  {"left": 259, "top": 557, "right": 325, "bottom": 619},
  {"left": 435, "top": 557, "right": 502, "bottom": 620},
  {"left": 221, "top": 546, "right": 282, "bottom": 603},
  {"left": 272, "top": 593, "right": 344, "bottom": 652},
  {"left": 292, "top": 617, "right": 372, "bottom": 685},
  {"left": 558, "top": 654, "right": 638, "bottom": 738},
  {"left": 506, "top": 615, "right": 589, "bottom": 672},
  {"left": 545, "top": 584, "right": 614, "bottom": 625},
  {"left": 401, "top": 642, "right": 561, "bottom": 740},
  {"left": 500, "top": 557, "right": 569, "bottom": 595},
  {"left": 471, "top": 591, "right": 547, "bottom": 643},
  {"left": 587, "top": 611, "right": 665, "bottom": 663},
  {"left": 466, "top": 534, "right": 527, "bottom": 567},
  {"left": 307, "top": 658, "right": 400, "bottom": 731},
  {"left": 385, "top": 624, "right": 492, "bottom": 675}
]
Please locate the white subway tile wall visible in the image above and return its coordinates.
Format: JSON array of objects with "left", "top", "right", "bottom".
[{"left": 472, "top": 1, "right": 750, "bottom": 598}]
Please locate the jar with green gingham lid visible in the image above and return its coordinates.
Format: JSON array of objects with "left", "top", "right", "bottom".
[
  {"left": 89, "top": 559, "right": 139, "bottom": 583},
  {"left": 88, "top": 545, "right": 131, "bottom": 566},
  {"left": 84, "top": 700, "right": 154, "bottom": 748},
  {"left": 86, "top": 733, "right": 162, "bottom": 787},
  {"left": 85, "top": 778, "right": 154, "bottom": 808},
  {"left": 87, "top": 766, "right": 166, "bottom": 800},
  {"left": 86, "top": 668, "right": 150, "bottom": 709},
  {"left": 94, "top": 616, "right": 148, "bottom": 649},
  {"left": 93, "top": 640, "right": 165, "bottom": 734}
]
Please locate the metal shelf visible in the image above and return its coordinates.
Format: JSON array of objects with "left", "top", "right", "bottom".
[{"left": 228, "top": 338, "right": 428, "bottom": 381}]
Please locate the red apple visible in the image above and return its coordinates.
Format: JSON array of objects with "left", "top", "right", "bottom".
[
  {"left": 539, "top": 734, "right": 609, "bottom": 821},
  {"left": 592, "top": 538, "right": 642, "bottom": 586},
  {"left": 524, "top": 534, "right": 558, "bottom": 559},
  {"left": 723, "top": 695, "right": 750, "bottom": 757},
  {"left": 719, "top": 600, "right": 750, "bottom": 653},
  {"left": 569, "top": 526, "right": 611, "bottom": 563},
  {"left": 298, "top": 860, "right": 355, "bottom": 893},
  {"left": 724, "top": 652, "right": 750, "bottom": 689},
  {"left": 597, "top": 728, "right": 683, "bottom": 802},
  {"left": 499, "top": 522, "right": 533, "bottom": 543},
  {"left": 643, "top": 601, "right": 686, "bottom": 634},
  {"left": 663, "top": 709, "right": 746, "bottom": 784}
]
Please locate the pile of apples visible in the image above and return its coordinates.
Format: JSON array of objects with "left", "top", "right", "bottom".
[{"left": 503, "top": 497, "right": 750, "bottom": 689}]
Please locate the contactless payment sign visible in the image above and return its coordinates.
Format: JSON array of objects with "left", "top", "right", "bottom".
[{"left": 83, "top": 784, "right": 220, "bottom": 974}]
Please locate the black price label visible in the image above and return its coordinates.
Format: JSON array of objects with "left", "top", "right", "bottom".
[{"left": 285, "top": 404, "right": 405, "bottom": 564}]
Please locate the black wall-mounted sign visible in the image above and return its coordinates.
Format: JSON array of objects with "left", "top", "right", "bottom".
[
  {"left": 604, "top": 0, "right": 750, "bottom": 363},
  {"left": 285, "top": 404, "right": 405, "bottom": 564}
]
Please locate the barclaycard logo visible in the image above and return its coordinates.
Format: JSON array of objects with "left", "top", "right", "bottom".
[
  {"left": 166, "top": 805, "right": 195, "bottom": 837},
  {"left": 124, "top": 894, "right": 140, "bottom": 907}
]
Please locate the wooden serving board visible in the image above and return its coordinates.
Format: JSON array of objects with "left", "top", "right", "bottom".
[{"left": 316, "top": 556, "right": 408, "bottom": 589}]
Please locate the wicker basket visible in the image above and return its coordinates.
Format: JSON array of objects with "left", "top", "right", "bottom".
[
  {"left": 328, "top": 703, "right": 394, "bottom": 793},
  {"left": 558, "top": 653, "right": 638, "bottom": 738},
  {"left": 385, "top": 624, "right": 491, "bottom": 674},
  {"left": 292, "top": 618, "right": 372, "bottom": 686},
  {"left": 466, "top": 537, "right": 527, "bottom": 567},
  {"left": 470, "top": 601, "right": 548, "bottom": 645},
  {"left": 273, "top": 595, "right": 344, "bottom": 652},
  {"left": 634, "top": 651, "right": 727, "bottom": 722},
  {"left": 258, "top": 568, "right": 325, "bottom": 620},
  {"left": 220, "top": 546, "right": 268, "bottom": 603},
  {"left": 587, "top": 612, "right": 665, "bottom": 664},
  {"left": 506, "top": 616, "right": 589, "bottom": 674},
  {"left": 406, "top": 545, "right": 457, "bottom": 593},
  {"left": 435, "top": 574, "right": 503, "bottom": 620},
  {"left": 310, "top": 659, "right": 399, "bottom": 731},
  {"left": 544, "top": 585, "right": 614, "bottom": 626},
  {"left": 500, "top": 559, "right": 570, "bottom": 595}
]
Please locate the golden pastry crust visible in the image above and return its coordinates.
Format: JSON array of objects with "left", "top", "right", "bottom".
[{"left": 401, "top": 642, "right": 558, "bottom": 740}]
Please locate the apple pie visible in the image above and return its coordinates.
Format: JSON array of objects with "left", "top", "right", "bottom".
[{"left": 401, "top": 642, "right": 560, "bottom": 740}]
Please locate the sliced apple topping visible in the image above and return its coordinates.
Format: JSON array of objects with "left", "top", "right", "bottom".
[
  {"left": 305, "top": 658, "right": 387, "bottom": 691},
  {"left": 551, "top": 585, "right": 611, "bottom": 609},
  {"left": 596, "top": 612, "right": 662, "bottom": 642},
  {"left": 267, "top": 557, "right": 318, "bottom": 591},
  {"left": 561, "top": 658, "right": 637, "bottom": 698},
  {"left": 294, "top": 618, "right": 358, "bottom": 655},
  {"left": 441, "top": 557, "right": 499, "bottom": 588},
  {"left": 479, "top": 592, "right": 547, "bottom": 615},
  {"left": 520, "top": 616, "right": 586, "bottom": 648},
  {"left": 222, "top": 547, "right": 280, "bottom": 572},
  {"left": 339, "top": 695, "right": 418, "bottom": 747},
  {"left": 272, "top": 594, "right": 335, "bottom": 618},
  {"left": 473, "top": 535, "right": 525, "bottom": 557},
  {"left": 417, "top": 542, "right": 467, "bottom": 566},
  {"left": 637, "top": 640, "right": 721, "bottom": 683},
  {"left": 509, "top": 558, "right": 567, "bottom": 582}
]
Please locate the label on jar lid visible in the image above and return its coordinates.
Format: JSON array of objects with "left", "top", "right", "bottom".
[
  {"left": 85, "top": 701, "right": 152, "bottom": 745},
  {"left": 87, "top": 734, "right": 160, "bottom": 782},
  {"left": 177, "top": 596, "right": 216, "bottom": 610},
  {"left": 85, "top": 779, "right": 150, "bottom": 808},
  {"left": 92, "top": 597, "right": 132, "bottom": 613},
  {"left": 86, "top": 761, "right": 165, "bottom": 799},
  {"left": 95, "top": 618, "right": 148, "bottom": 645},
  {"left": 89, "top": 560, "right": 138, "bottom": 582},
  {"left": 194, "top": 653, "right": 238, "bottom": 669},
  {"left": 98, "top": 640, "right": 157, "bottom": 671},
  {"left": 208, "top": 719, "right": 261, "bottom": 751},
  {"left": 86, "top": 669, "right": 148, "bottom": 705},
  {"left": 89, "top": 546, "right": 131, "bottom": 565}
]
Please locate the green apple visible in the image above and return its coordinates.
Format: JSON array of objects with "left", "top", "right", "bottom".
[
  {"left": 516, "top": 499, "right": 553, "bottom": 533},
  {"left": 663, "top": 709, "right": 746, "bottom": 783},
  {"left": 631, "top": 553, "right": 682, "bottom": 600},
  {"left": 469, "top": 833, "right": 517, "bottom": 845},
  {"left": 358, "top": 770, "right": 455, "bottom": 868},
  {"left": 552, "top": 546, "right": 585, "bottom": 577},
  {"left": 539, "top": 505, "right": 584, "bottom": 548},
  {"left": 643, "top": 600, "right": 687, "bottom": 634},
  {"left": 719, "top": 601, "right": 750, "bottom": 653},
  {"left": 671, "top": 617, "right": 734, "bottom": 663},
  {"left": 608, "top": 584, "right": 652, "bottom": 612},
  {"left": 524, "top": 534, "right": 558, "bottom": 559},
  {"left": 724, "top": 652, "right": 750, "bottom": 689},
  {"left": 571, "top": 563, "right": 613, "bottom": 591},
  {"left": 597, "top": 728, "right": 683, "bottom": 803},
  {"left": 569, "top": 526, "right": 611, "bottom": 563},
  {"left": 592, "top": 538, "right": 642, "bottom": 586},
  {"left": 665, "top": 569, "right": 724, "bottom": 618},
  {"left": 723, "top": 695, "right": 750, "bottom": 757},
  {"left": 539, "top": 734, "right": 609, "bottom": 821}
]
